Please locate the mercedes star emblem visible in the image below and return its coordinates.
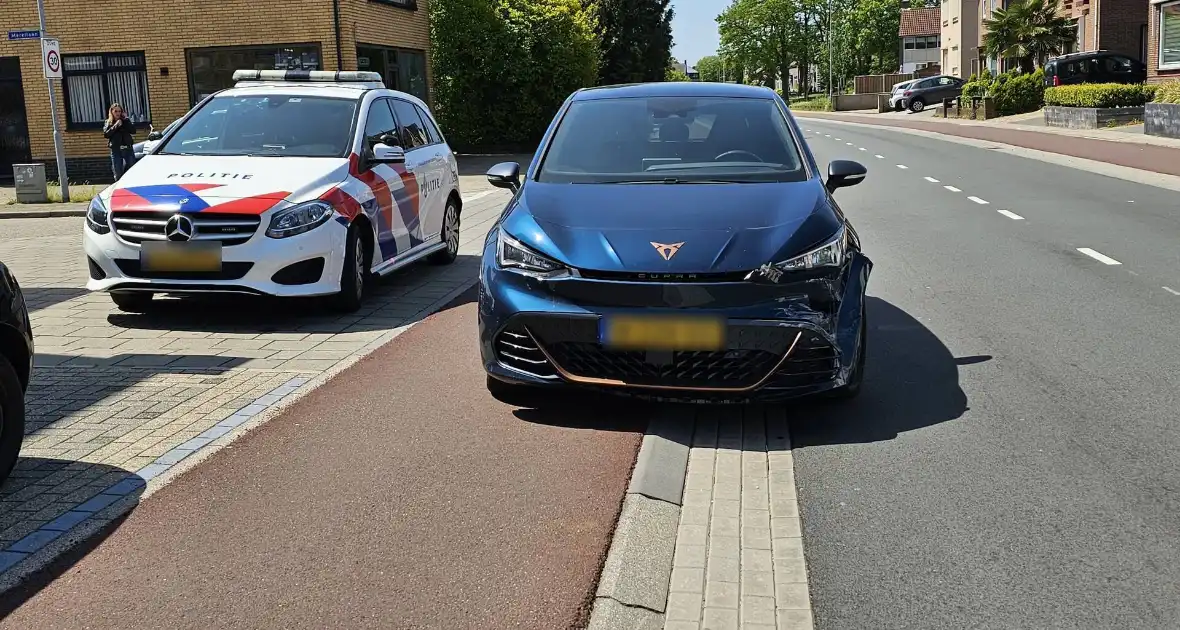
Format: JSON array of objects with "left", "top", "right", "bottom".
[{"left": 165, "top": 214, "right": 195, "bottom": 242}]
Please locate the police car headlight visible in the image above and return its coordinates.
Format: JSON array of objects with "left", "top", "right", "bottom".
[
  {"left": 85, "top": 197, "right": 110, "bottom": 235},
  {"left": 777, "top": 226, "right": 847, "bottom": 271},
  {"left": 265, "top": 201, "right": 334, "bottom": 239}
]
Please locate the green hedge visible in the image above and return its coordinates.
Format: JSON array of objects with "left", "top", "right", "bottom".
[
  {"left": 1154, "top": 82, "right": 1180, "bottom": 104},
  {"left": 990, "top": 69, "right": 1045, "bottom": 116},
  {"left": 430, "top": 0, "right": 599, "bottom": 152},
  {"left": 785, "top": 94, "right": 831, "bottom": 111},
  {"left": 961, "top": 80, "right": 989, "bottom": 99},
  {"left": 1043, "top": 83, "right": 1157, "bottom": 108}
]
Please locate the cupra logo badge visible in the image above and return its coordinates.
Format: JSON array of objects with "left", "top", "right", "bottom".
[{"left": 650, "top": 241, "right": 685, "bottom": 261}]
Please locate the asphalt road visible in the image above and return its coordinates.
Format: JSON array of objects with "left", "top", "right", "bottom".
[
  {"left": 0, "top": 291, "right": 645, "bottom": 629},
  {"left": 793, "top": 119, "right": 1180, "bottom": 629}
]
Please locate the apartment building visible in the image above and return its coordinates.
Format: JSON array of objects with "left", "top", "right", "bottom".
[
  {"left": 1148, "top": 0, "right": 1180, "bottom": 81},
  {"left": 0, "top": 0, "right": 430, "bottom": 182},
  {"left": 941, "top": 0, "right": 981, "bottom": 77},
  {"left": 1062, "top": 0, "right": 1148, "bottom": 61},
  {"left": 900, "top": 7, "right": 942, "bottom": 73}
]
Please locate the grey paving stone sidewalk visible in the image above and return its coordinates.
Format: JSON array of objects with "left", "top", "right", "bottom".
[
  {"left": 0, "top": 187, "right": 510, "bottom": 583},
  {"left": 664, "top": 407, "right": 813, "bottom": 630}
]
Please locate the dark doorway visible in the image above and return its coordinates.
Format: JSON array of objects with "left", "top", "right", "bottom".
[
  {"left": 355, "top": 44, "right": 429, "bottom": 103},
  {"left": 0, "top": 57, "right": 32, "bottom": 183}
]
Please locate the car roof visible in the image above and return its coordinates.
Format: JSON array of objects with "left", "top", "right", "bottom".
[
  {"left": 215, "top": 84, "right": 431, "bottom": 110},
  {"left": 571, "top": 81, "right": 778, "bottom": 101}
]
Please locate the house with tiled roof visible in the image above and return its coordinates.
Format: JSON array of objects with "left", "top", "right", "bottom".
[{"left": 899, "top": 6, "right": 942, "bottom": 73}]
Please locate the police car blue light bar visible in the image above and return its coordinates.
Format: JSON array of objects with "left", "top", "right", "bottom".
[{"left": 232, "top": 69, "right": 384, "bottom": 84}]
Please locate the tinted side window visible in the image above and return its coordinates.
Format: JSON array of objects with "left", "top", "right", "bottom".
[
  {"left": 364, "top": 99, "right": 398, "bottom": 149},
  {"left": 415, "top": 104, "right": 443, "bottom": 145},
  {"left": 390, "top": 99, "right": 430, "bottom": 149}
]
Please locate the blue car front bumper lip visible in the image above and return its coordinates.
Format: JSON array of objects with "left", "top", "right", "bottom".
[{"left": 478, "top": 236, "right": 872, "bottom": 402}]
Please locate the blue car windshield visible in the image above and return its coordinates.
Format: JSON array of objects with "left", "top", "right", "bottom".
[
  {"left": 156, "top": 95, "right": 358, "bottom": 158},
  {"left": 538, "top": 96, "right": 806, "bottom": 184}
]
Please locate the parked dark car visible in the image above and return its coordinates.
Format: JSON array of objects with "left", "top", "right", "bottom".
[
  {"left": 1044, "top": 51, "right": 1147, "bottom": 87},
  {"left": 900, "top": 75, "right": 966, "bottom": 113},
  {"left": 0, "top": 262, "right": 32, "bottom": 487}
]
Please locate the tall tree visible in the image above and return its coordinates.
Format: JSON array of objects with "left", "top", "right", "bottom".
[
  {"left": 695, "top": 55, "right": 725, "bottom": 82},
  {"left": 982, "top": 0, "right": 1075, "bottom": 73},
  {"left": 593, "top": 0, "right": 675, "bottom": 84}
]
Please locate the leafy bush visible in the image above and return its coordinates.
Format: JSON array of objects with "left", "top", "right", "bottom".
[
  {"left": 430, "top": 0, "right": 599, "bottom": 151},
  {"left": 1153, "top": 81, "right": 1180, "bottom": 104},
  {"left": 1044, "top": 83, "right": 1157, "bottom": 108},
  {"left": 990, "top": 68, "right": 1045, "bottom": 115},
  {"left": 962, "top": 80, "right": 990, "bottom": 99},
  {"left": 785, "top": 94, "right": 831, "bottom": 111},
  {"left": 665, "top": 67, "right": 691, "bottom": 82}
]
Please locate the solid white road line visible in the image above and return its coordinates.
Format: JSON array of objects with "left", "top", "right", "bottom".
[
  {"left": 924, "top": 177, "right": 939, "bottom": 183},
  {"left": 997, "top": 210, "right": 1025, "bottom": 220},
  {"left": 1163, "top": 286, "right": 1180, "bottom": 296},
  {"left": 874, "top": 154, "right": 885, "bottom": 159},
  {"left": 944, "top": 185, "right": 962, "bottom": 192},
  {"left": 968, "top": 196, "right": 989, "bottom": 205},
  {"left": 897, "top": 164, "right": 908, "bottom": 169},
  {"left": 1077, "top": 248, "right": 1122, "bottom": 265}
]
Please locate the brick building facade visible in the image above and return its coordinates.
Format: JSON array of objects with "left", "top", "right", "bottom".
[
  {"left": 1148, "top": 0, "right": 1180, "bottom": 82},
  {"left": 0, "top": 0, "right": 430, "bottom": 183},
  {"left": 1061, "top": 0, "right": 1149, "bottom": 62}
]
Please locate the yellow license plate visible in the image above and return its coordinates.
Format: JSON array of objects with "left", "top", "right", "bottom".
[
  {"left": 602, "top": 315, "right": 726, "bottom": 351},
  {"left": 140, "top": 241, "right": 222, "bottom": 272}
]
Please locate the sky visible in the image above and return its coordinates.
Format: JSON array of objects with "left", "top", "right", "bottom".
[{"left": 670, "top": 0, "right": 728, "bottom": 69}]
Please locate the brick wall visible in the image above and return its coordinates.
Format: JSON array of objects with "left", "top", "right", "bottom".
[
  {"left": 0, "top": 0, "right": 430, "bottom": 181},
  {"left": 1096, "top": 0, "right": 1149, "bottom": 60},
  {"left": 1148, "top": 1, "right": 1180, "bottom": 82}
]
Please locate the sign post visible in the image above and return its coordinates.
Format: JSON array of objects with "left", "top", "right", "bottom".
[{"left": 37, "top": 0, "right": 68, "bottom": 202}]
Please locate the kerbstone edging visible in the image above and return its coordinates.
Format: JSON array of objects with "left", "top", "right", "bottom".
[{"left": 627, "top": 414, "right": 692, "bottom": 504}]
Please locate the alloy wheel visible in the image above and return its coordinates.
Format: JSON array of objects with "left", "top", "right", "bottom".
[{"left": 445, "top": 204, "right": 459, "bottom": 255}]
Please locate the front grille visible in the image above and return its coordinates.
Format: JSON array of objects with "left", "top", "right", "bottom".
[
  {"left": 114, "top": 259, "right": 254, "bottom": 281},
  {"left": 494, "top": 326, "right": 556, "bottom": 378},
  {"left": 111, "top": 211, "right": 261, "bottom": 246},
  {"left": 576, "top": 269, "right": 752, "bottom": 283},
  {"left": 766, "top": 331, "right": 839, "bottom": 390},
  {"left": 522, "top": 315, "right": 802, "bottom": 390}
]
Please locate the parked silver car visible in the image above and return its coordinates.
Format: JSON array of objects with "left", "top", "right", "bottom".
[{"left": 889, "top": 80, "right": 918, "bottom": 111}]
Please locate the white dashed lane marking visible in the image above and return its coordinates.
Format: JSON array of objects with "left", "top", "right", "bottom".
[
  {"left": 874, "top": 154, "right": 885, "bottom": 159},
  {"left": 1164, "top": 286, "right": 1180, "bottom": 296},
  {"left": 924, "top": 177, "right": 939, "bottom": 183},
  {"left": 997, "top": 210, "right": 1025, "bottom": 220},
  {"left": 858, "top": 147, "right": 866, "bottom": 151},
  {"left": 944, "top": 185, "right": 962, "bottom": 192},
  {"left": 1077, "top": 248, "right": 1122, "bottom": 265},
  {"left": 968, "top": 196, "right": 989, "bottom": 205},
  {"left": 896, "top": 164, "right": 908, "bottom": 169},
  {"left": 846, "top": 142, "right": 854, "bottom": 145}
]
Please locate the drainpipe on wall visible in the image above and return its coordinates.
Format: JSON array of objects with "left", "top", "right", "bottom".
[{"left": 332, "top": 0, "right": 344, "bottom": 71}]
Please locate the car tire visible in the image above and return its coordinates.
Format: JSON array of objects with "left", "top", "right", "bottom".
[
  {"left": 0, "top": 354, "right": 26, "bottom": 487},
  {"left": 825, "top": 307, "right": 868, "bottom": 400},
  {"left": 331, "top": 224, "right": 369, "bottom": 313},
  {"left": 110, "top": 292, "right": 153, "bottom": 313},
  {"left": 428, "top": 197, "right": 460, "bottom": 265},
  {"left": 486, "top": 375, "right": 547, "bottom": 407},
  {"left": 908, "top": 97, "right": 926, "bottom": 113},
  {"left": 893, "top": 101, "right": 904, "bottom": 111}
]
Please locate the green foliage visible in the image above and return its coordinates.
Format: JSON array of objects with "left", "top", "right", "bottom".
[
  {"left": 962, "top": 80, "right": 990, "bottom": 99},
  {"left": 1044, "top": 83, "right": 1158, "bottom": 108},
  {"left": 1153, "top": 82, "right": 1180, "bottom": 104},
  {"left": 989, "top": 68, "right": 1045, "bottom": 115},
  {"left": 430, "top": 0, "right": 599, "bottom": 151},
  {"left": 695, "top": 55, "right": 726, "bottom": 82},
  {"left": 665, "top": 67, "right": 691, "bottom": 82},
  {"left": 982, "top": 0, "right": 1075, "bottom": 73},
  {"left": 784, "top": 94, "right": 832, "bottom": 111},
  {"left": 593, "top": 0, "right": 674, "bottom": 84}
]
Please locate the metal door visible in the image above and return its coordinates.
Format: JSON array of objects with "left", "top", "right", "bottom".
[{"left": 0, "top": 57, "right": 32, "bottom": 183}]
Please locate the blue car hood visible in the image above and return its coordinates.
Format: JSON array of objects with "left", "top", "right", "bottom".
[{"left": 502, "top": 181, "right": 842, "bottom": 273}]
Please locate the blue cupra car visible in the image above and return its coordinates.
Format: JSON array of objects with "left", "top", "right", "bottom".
[{"left": 478, "top": 82, "right": 871, "bottom": 404}]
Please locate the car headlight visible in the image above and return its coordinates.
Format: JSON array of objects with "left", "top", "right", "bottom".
[
  {"left": 777, "top": 226, "right": 847, "bottom": 271},
  {"left": 86, "top": 197, "right": 110, "bottom": 235},
  {"left": 265, "top": 201, "right": 334, "bottom": 239},
  {"left": 496, "top": 230, "right": 568, "bottom": 278}
]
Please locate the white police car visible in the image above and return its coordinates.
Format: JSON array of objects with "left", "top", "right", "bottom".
[{"left": 84, "top": 69, "right": 463, "bottom": 312}]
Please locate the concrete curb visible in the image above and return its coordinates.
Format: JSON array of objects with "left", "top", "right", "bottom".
[
  {"left": 0, "top": 208, "right": 87, "bottom": 219},
  {"left": 587, "top": 414, "right": 692, "bottom": 630}
]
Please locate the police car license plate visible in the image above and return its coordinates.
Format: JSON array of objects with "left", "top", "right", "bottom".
[
  {"left": 601, "top": 315, "right": 726, "bottom": 351},
  {"left": 140, "top": 241, "right": 222, "bottom": 273}
]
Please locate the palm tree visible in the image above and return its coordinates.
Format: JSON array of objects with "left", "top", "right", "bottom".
[{"left": 982, "top": 0, "right": 1076, "bottom": 73}]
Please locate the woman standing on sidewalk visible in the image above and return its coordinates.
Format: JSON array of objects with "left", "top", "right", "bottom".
[{"left": 103, "top": 103, "right": 136, "bottom": 180}]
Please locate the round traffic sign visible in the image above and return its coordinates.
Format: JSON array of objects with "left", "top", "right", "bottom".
[{"left": 46, "top": 49, "right": 60, "bottom": 73}]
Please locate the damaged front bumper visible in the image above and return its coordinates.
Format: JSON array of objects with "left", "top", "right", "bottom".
[{"left": 478, "top": 245, "right": 873, "bottom": 402}]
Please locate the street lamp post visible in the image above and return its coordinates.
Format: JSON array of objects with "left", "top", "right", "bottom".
[{"left": 828, "top": 0, "right": 833, "bottom": 97}]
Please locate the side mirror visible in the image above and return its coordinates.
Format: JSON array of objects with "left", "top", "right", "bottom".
[
  {"left": 486, "top": 162, "right": 522, "bottom": 192},
  {"left": 147, "top": 131, "right": 163, "bottom": 141},
  {"left": 826, "top": 160, "right": 866, "bottom": 193},
  {"left": 371, "top": 143, "right": 406, "bottom": 164}
]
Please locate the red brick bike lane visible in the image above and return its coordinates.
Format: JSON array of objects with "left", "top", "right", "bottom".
[
  {"left": 0, "top": 291, "right": 647, "bottom": 629},
  {"left": 795, "top": 111, "right": 1180, "bottom": 178}
]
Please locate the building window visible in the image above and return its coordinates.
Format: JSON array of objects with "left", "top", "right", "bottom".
[
  {"left": 186, "top": 44, "right": 321, "bottom": 105},
  {"left": 1162, "top": 1, "right": 1180, "bottom": 70},
  {"left": 356, "top": 45, "right": 429, "bottom": 102},
  {"left": 62, "top": 52, "right": 150, "bottom": 130},
  {"left": 904, "top": 37, "right": 917, "bottom": 50},
  {"left": 368, "top": 0, "right": 418, "bottom": 8}
]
